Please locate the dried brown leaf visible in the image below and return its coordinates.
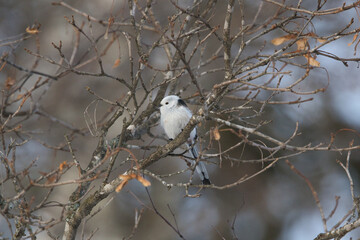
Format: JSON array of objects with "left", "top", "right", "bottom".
[
  {"left": 120, "top": 173, "right": 135, "bottom": 181},
  {"left": 316, "top": 38, "right": 327, "bottom": 43},
  {"left": 59, "top": 161, "right": 68, "bottom": 172},
  {"left": 116, "top": 179, "right": 129, "bottom": 192},
  {"left": 304, "top": 55, "right": 320, "bottom": 67},
  {"left": 116, "top": 173, "right": 150, "bottom": 192},
  {"left": 213, "top": 127, "right": 221, "bottom": 141},
  {"left": 116, "top": 174, "right": 135, "bottom": 192},
  {"left": 136, "top": 175, "right": 151, "bottom": 187},
  {"left": 348, "top": 33, "right": 359, "bottom": 46},
  {"left": 16, "top": 94, "right": 25, "bottom": 100},
  {"left": 39, "top": 171, "right": 58, "bottom": 184},
  {"left": 46, "top": 175, "right": 57, "bottom": 184},
  {"left": 112, "top": 58, "right": 121, "bottom": 68},
  {"left": 305, "top": 32, "right": 317, "bottom": 38},
  {"left": 271, "top": 34, "right": 297, "bottom": 45},
  {"left": 296, "top": 39, "right": 308, "bottom": 51},
  {"left": 5, "top": 77, "right": 15, "bottom": 90},
  {"left": 26, "top": 26, "right": 40, "bottom": 34}
]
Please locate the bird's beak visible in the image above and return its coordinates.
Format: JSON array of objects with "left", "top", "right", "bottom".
[{"left": 157, "top": 104, "right": 162, "bottom": 110}]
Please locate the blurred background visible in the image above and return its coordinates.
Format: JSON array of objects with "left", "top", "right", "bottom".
[{"left": 0, "top": 0, "right": 359, "bottom": 239}]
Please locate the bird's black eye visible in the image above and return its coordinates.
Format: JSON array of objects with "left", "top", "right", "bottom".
[{"left": 165, "top": 102, "right": 169, "bottom": 105}]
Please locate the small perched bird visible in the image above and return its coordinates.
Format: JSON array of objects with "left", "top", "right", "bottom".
[{"left": 159, "top": 95, "right": 211, "bottom": 185}]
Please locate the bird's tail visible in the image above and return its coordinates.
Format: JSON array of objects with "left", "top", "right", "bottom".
[{"left": 189, "top": 145, "right": 211, "bottom": 185}]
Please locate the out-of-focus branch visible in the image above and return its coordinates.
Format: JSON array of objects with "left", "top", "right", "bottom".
[
  {"left": 314, "top": 218, "right": 360, "bottom": 240},
  {"left": 265, "top": 0, "right": 360, "bottom": 16},
  {"left": 1, "top": 0, "right": 360, "bottom": 239},
  {"left": 286, "top": 160, "right": 327, "bottom": 232},
  {"left": 1, "top": 59, "right": 58, "bottom": 80}
]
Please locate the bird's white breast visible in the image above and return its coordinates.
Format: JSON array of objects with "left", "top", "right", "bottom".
[{"left": 161, "top": 107, "right": 191, "bottom": 139}]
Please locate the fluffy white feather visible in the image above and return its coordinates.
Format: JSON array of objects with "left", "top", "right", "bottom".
[{"left": 159, "top": 95, "right": 211, "bottom": 185}]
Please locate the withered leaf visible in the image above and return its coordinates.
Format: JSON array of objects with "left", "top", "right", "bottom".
[
  {"left": 296, "top": 39, "right": 308, "bottom": 51},
  {"left": 271, "top": 34, "right": 297, "bottom": 46},
  {"left": 316, "top": 38, "right": 327, "bottom": 43},
  {"left": 136, "top": 175, "right": 151, "bottom": 187},
  {"left": 5, "top": 77, "right": 15, "bottom": 90},
  {"left": 305, "top": 32, "right": 317, "bottom": 38},
  {"left": 116, "top": 174, "right": 134, "bottom": 192},
  {"left": 304, "top": 55, "right": 320, "bottom": 67},
  {"left": 116, "top": 179, "right": 129, "bottom": 192},
  {"left": 59, "top": 161, "right": 68, "bottom": 172},
  {"left": 46, "top": 175, "right": 57, "bottom": 184},
  {"left": 348, "top": 33, "right": 358, "bottom": 46},
  {"left": 16, "top": 94, "right": 25, "bottom": 100},
  {"left": 39, "top": 171, "right": 58, "bottom": 184},
  {"left": 116, "top": 173, "right": 151, "bottom": 192},
  {"left": 213, "top": 127, "right": 221, "bottom": 141},
  {"left": 26, "top": 26, "right": 40, "bottom": 34},
  {"left": 112, "top": 58, "right": 121, "bottom": 68}
]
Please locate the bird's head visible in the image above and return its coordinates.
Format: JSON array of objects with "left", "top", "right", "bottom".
[{"left": 159, "top": 95, "right": 181, "bottom": 111}]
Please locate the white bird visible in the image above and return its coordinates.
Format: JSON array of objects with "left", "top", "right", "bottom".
[{"left": 159, "top": 95, "right": 211, "bottom": 185}]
